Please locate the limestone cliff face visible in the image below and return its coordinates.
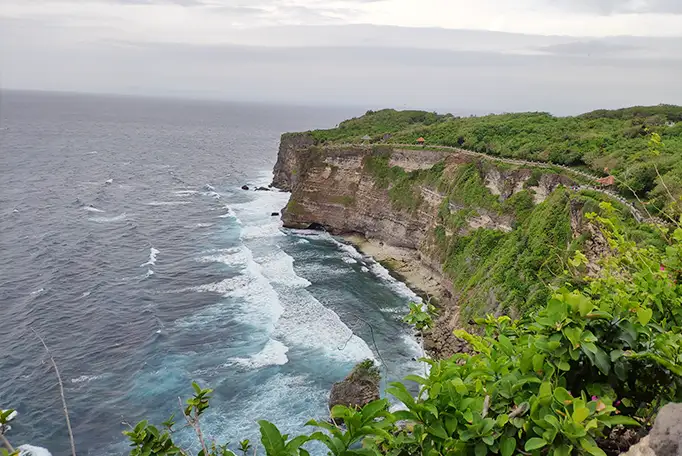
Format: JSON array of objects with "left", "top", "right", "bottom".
[{"left": 272, "top": 134, "right": 583, "bottom": 358}]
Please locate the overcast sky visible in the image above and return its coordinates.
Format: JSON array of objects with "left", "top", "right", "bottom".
[{"left": 1, "top": 0, "right": 681, "bottom": 114}]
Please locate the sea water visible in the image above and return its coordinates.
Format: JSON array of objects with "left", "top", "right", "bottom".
[{"left": 0, "top": 91, "right": 423, "bottom": 454}]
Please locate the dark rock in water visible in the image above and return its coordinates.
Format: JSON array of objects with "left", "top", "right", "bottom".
[
  {"left": 649, "top": 403, "right": 682, "bottom": 456},
  {"left": 329, "top": 360, "right": 380, "bottom": 412},
  {"left": 271, "top": 212, "right": 279, "bottom": 217},
  {"left": 241, "top": 185, "right": 249, "bottom": 191},
  {"left": 255, "top": 186, "right": 270, "bottom": 191}
]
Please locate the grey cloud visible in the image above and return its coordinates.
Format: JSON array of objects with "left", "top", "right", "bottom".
[
  {"left": 1, "top": 19, "right": 680, "bottom": 114},
  {"left": 111, "top": 0, "right": 206, "bottom": 5},
  {"left": 548, "top": 0, "right": 682, "bottom": 15}
]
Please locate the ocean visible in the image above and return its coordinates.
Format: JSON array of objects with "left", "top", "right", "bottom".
[{"left": 0, "top": 91, "right": 423, "bottom": 455}]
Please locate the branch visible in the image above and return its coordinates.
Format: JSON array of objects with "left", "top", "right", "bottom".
[
  {"left": 31, "top": 327, "right": 77, "bottom": 456},
  {"left": 0, "top": 432, "right": 15, "bottom": 453},
  {"left": 177, "top": 397, "right": 209, "bottom": 456}
]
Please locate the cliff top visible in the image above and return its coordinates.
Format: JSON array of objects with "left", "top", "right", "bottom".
[{"left": 291, "top": 105, "right": 682, "bottom": 216}]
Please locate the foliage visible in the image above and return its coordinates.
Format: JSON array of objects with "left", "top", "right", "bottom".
[
  {"left": 404, "top": 302, "right": 437, "bottom": 331},
  {"left": 307, "top": 106, "right": 682, "bottom": 212},
  {"left": 350, "top": 359, "right": 382, "bottom": 383}
]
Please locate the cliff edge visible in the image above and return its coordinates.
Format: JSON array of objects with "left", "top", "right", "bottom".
[{"left": 272, "top": 133, "right": 616, "bottom": 358}]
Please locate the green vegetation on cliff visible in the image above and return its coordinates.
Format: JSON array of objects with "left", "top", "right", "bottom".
[
  {"left": 362, "top": 148, "right": 660, "bottom": 318},
  {"left": 309, "top": 106, "right": 682, "bottom": 215}
]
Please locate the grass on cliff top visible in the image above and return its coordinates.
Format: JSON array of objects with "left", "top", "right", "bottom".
[{"left": 307, "top": 105, "right": 682, "bottom": 213}]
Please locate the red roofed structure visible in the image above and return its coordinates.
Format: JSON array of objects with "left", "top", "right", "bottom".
[{"left": 596, "top": 175, "right": 616, "bottom": 186}]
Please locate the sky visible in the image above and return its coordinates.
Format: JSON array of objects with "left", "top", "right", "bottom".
[{"left": 1, "top": 0, "right": 681, "bottom": 114}]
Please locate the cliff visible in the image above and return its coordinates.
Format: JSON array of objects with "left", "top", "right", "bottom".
[{"left": 272, "top": 133, "right": 623, "bottom": 357}]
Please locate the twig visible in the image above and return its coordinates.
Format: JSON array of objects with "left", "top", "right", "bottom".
[
  {"left": 338, "top": 316, "right": 392, "bottom": 378},
  {"left": 0, "top": 433, "right": 15, "bottom": 453},
  {"left": 178, "top": 397, "right": 209, "bottom": 456},
  {"left": 31, "top": 327, "right": 77, "bottom": 456}
]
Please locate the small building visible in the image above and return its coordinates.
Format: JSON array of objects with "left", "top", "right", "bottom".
[
  {"left": 596, "top": 175, "right": 616, "bottom": 187},
  {"left": 382, "top": 133, "right": 392, "bottom": 141},
  {"left": 416, "top": 137, "right": 425, "bottom": 145},
  {"left": 361, "top": 135, "right": 372, "bottom": 143}
]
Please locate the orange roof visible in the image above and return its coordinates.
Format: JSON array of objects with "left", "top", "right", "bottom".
[
  {"left": 596, "top": 176, "right": 616, "bottom": 186},
  {"left": 417, "top": 137, "right": 425, "bottom": 142}
]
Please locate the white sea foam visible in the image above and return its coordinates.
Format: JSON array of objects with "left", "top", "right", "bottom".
[
  {"left": 295, "top": 238, "right": 310, "bottom": 245},
  {"left": 83, "top": 205, "right": 105, "bottom": 213},
  {"left": 195, "top": 223, "right": 214, "bottom": 228},
  {"left": 89, "top": 213, "right": 127, "bottom": 223},
  {"left": 30, "top": 288, "right": 44, "bottom": 296},
  {"left": 219, "top": 205, "right": 237, "bottom": 219},
  {"left": 146, "top": 201, "right": 191, "bottom": 206},
  {"left": 259, "top": 250, "right": 311, "bottom": 288},
  {"left": 140, "top": 247, "right": 160, "bottom": 267},
  {"left": 232, "top": 339, "right": 289, "bottom": 369},
  {"left": 326, "top": 236, "right": 364, "bottom": 260},
  {"left": 182, "top": 246, "right": 284, "bottom": 329},
  {"left": 368, "top": 262, "right": 422, "bottom": 303},
  {"left": 80, "top": 291, "right": 91, "bottom": 298},
  {"left": 144, "top": 269, "right": 154, "bottom": 278},
  {"left": 240, "top": 223, "right": 284, "bottom": 240},
  {"left": 71, "top": 374, "right": 104, "bottom": 384},
  {"left": 361, "top": 266, "right": 370, "bottom": 273},
  {"left": 197, "top": 247, "right": 248, "bottom": 266},
  {"left": 173, "top": 190, "right": 201, "bottom": 197},
  {"left": 341, "top": 257, "right": 358, "bottom": 264},
  {"left": 273, "top": 287, "right": 376, "bottom": 363},
  {"left": 18, "top": 445, "right": 52, "bottom": 456}
]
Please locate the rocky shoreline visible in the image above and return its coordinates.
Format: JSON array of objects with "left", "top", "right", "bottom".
[
  {"left": 342, "top": 234, "right": 446, "bottom": 304},
  {"left": 341, "top": 234, "right": 468, "bottom": 359}
]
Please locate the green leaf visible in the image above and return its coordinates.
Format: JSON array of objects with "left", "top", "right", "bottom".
[
  {"left": 610, "top": 349, "right": 625, "bottom": 362},
  {"left": 308, "top": 432, "right": 344, "bottom": 456},
  {"left": 403, "top": 375, "right": 427, "bottom": 385},
  {"left": 554, "top": 387, "right": 573, "bottom": 404},
  {"left": 452, "top": 377, "right": 468, "bottom": 395},
  {"left": 500, "top": 436, "right": 516, "bottom": 456},
  {"left": 259, "top": 421, "right": 286, "bottom": 456},
  {"left": 475, "top": 442, "right": 487, "bottom": 456},
  {"left": 553, "top": 358, "right": 568, "bottom": 371},
  {"left": 284, "top": 435, "right": 309, "bottom": 453},
  {"left": 591, "top": 348, "right": 611, "bottom": 375},
  {"left": 192, "top": 382, "right": 202, "bottom": 395},
  {"left": 599, "top": 416, "right": 641, "bottom": 427},
  {"left": 525, "top": 438, "right": 548, "bottom": 451},
  {"left": 430, "top": 382, "right": 442, "bottom": 398},
  {"left": 563, "top": 327, "right": 582, "bottom": 349},
  {"left": 360, "top": 399, "right": 389, "bottom": 424},
  {"left": 637, "top": 308, "right": 653, "bottom": 326},
  {"left": 553, "top": 444, "right": 573, "bottom": 456},
  {"left": 498, "top": 334, "right": 514, "bottom": 356},
  {"left": 573, "top": 406, "right": 590, "bottom": 423},
  {"left": 579, "top": 298, "right": 594, "bottom": 317},
  {"left": 427, "top": 421, "right": 449, "bottom": 440},
  {"left": 387, "top": 383, "right": 415, "bottom": 408},
  {"left": 580, "top": 438, "right": 607, "bottom": 456}
]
